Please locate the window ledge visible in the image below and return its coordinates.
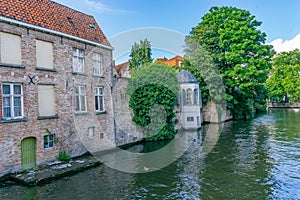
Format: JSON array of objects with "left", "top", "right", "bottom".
[
  {"left": 0, "top": 63, "right": 26, "bottom": 69},
  {"left": 44, "top": 147, "right": 55, "bottom": 151},
  {"left": 95, "top": 111, "right": 107, "bottom": 115},
  {"left": 72, "top": 72, "right": 87, "bottom": 76},
  {"left": 37, "top": 115, "right": 59, "bottom": 120},
  {"left": 75, "top": 112, "right": 88, "bottom": 116},
  {"left": 93, "top": 75, "right": 105, "bottom": 78},
  {"left": 36, "top": 67, "right": 57, "bottom": 72},
  {"left": 0, "top": 118, "right": 28, "bottom": 123}
]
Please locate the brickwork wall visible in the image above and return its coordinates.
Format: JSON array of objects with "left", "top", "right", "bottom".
[
  {"left": 0, "top": 22, "right": 115, "bottom": 176},
  {"left": 114, "top": 78, "right": 144, "bottom": 146}
]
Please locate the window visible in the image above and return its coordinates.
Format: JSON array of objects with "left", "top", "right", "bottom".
[
  {"left": 194, "top": 89, "right": 199, "bottom": 105},
  {"left": 186, "top": 89, "right": 193, "bottom": 105},
  {"left": 73, "top": 48, "right": 84, "bottom": 73},
  {"left": 93, "top": 53, "right": 103, "bottom": 76},
  {"left": 36, "top": 40, "right": 53, "bottom": 69},
  {"left": 2, "top": 83, "right": 23, "bottom": 119},
  {"left": 38, "top": 85, "right": 55, "bottom": 116},
  {"left": 75, "top": 86, "right": 87, "bottom": 112},
  {"left": 0, "top": 32, "right": 22, "bottom": 65},
  {"left": 88, "top": 127, "right": 95, "bottom": 138},
  {"left": 187, "top": 117, "right": 194, "bottom": 122},
  {"left": 95, "top": 87, "right": 105, "bottom": 112},
  {"left": 44, "top": 134, "right": 54, "bottom": 149},
  {"left": 178, "top": 61, "right": 182, "bottom": 67},
  {"left": 182, "top": 89, "right": 186, "bottom": 105},
  {"left": 100, "top": 133, "right": 104, "bottom": 139}
]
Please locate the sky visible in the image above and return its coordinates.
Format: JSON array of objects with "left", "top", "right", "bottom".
[{"left": 53, "top": 0, "right": 300, "bottom": 61}]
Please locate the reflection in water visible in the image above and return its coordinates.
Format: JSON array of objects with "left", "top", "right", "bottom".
[{"left": 0, "top": 109, "right": 299, "bottom": 199}]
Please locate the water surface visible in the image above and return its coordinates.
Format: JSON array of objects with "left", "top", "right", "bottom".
[{"left": 0, "top": 109, "right": 299, "bottom": 199}]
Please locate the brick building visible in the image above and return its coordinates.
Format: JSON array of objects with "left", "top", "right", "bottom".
[
  {"left": 0, "top": 0, "right": 115, "bottom": 176},
  {"left": 155, "top": 55, "right": 184, "bottom": 67},
  {"left": 115, "top": 61, "right": 130, "bottom": 78}
]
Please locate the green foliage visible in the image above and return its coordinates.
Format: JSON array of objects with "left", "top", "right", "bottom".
[
  {"left": 183, "top": 39, "right": 226, "bottom": 106},
  {"left": 127, "top": 63, "right": 179, "bottom": 141},
  {"left": 128, "top": 39, "right": 153, "bottom": 72},
  {"left": 58, "top": 151, "right": 71, "bottom": 162},
  {"left": 188, "top": 6, "right": 274, "bottom": 118},
  {"left": 266, "top": 49, "right": 300, "bottom": 102}
]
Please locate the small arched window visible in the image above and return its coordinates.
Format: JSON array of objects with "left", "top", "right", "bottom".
[
  {"left": 182, "top": 89, "right": 186, "bottom": 105},
  {"left": 194, "top": 89, "right": 198, "bottom": 105},
  {"left": 186, "top": 89, "right": 193, "bottom": 105}
]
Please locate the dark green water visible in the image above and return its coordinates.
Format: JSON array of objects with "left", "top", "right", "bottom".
[{"left": 0, "top": 109, "right": 299, "bottom": 199}]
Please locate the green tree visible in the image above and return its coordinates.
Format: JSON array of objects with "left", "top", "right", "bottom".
[
  {"left": 128, "top": 39, "right": 152, "bottom": 72},
  {"left": 183, "top": 39, "right": 226, "bottom": 105},
  {"left": 188, "top": 6, "right": 274, "bottom": 118},
  {"left": 127, "top": 63, "right": 179, "bottom": 141},
  {"left": 266, "top": 49, "right": 300, "bottom": 102}
]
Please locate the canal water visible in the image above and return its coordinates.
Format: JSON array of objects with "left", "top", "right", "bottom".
[{"left": 0, "top": 109, "right": 299, "bottom": 199}]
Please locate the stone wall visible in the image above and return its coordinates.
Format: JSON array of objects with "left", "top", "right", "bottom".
[
  {"left": 202, "top": 101, "right": 232, "bottom": 123},
  {"left": 0, "top": 22, "right": 115, "bottom": 176},
  {"left": 113, "top": 78, "right": 144, "bottom": 146}
]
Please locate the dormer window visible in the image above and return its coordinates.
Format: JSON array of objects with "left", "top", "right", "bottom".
[
  {"left": 67, "top": 17, "right": 74, "bottom": 26},
  {"left": 89, "top": 23, "right": 95, "bottom": 29}
]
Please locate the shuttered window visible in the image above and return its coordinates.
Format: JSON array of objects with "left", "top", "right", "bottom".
[
  {"left": 36, "top": 40, "right": 53, "bottom": 69},
  {"left": 0, "top": 32, "right": 22, "bottom": 65},
  {"left": 38, "top": 85, "right": 55, "bottom": 116}
]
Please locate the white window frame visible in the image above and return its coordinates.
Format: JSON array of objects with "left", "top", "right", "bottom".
[
  {"left": 73, "top": 48, "right": 85, "bottom": 73},
  {"left": 93, "top": 53, "right": 103, "bottom": 76},
  {"left": 95, "top": 87, "right": 105, "bottom": 112},
  {"left": 186, "top": 88, "right": 193, "bottom": 105},
  {"left": 75, "top": 85, "right": 87, "bottom": 112},
  {"left": 44, "top": 134, "right": 55, "bottom": 149},
  {"left": 2, "top": 83, "right": 24, "bottom": 120}
]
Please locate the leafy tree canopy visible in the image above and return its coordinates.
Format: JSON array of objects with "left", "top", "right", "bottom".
[
  {"left": 128, "top": 39, "right": 153, "bottom": 73},
  {"left": 127, "top": 63, "right": 179, "bottom": 141},
  {"left": 187, "top": 6, "right": 274, "bottom": 118},
  {"left": 266, "top": 49, "right": 300, "bottom": 102}
]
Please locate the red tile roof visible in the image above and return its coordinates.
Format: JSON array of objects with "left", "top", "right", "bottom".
[
  {"left": 115, "top": 61, "right": 129, "bottom": 76},
  {"left": 0, "top": 0, "right": 110, "bottom": 46},
  {"left": 155, "top": 55, "right": 184, "bottom": 67}
]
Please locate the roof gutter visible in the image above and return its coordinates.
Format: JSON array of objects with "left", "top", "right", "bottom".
[{"left": 0, "top": 16, "right": 114, "bottom": 50}]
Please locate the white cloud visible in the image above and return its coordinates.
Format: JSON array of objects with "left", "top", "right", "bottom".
[
  {"left": 269, "top": 34, "right": 300, "bottom": 53},
  {"left": 85, "top": 0, "right": 136, "bottom": 14},
  {"left": 83, "top": 0, "right": 114, "bottom": 13}
]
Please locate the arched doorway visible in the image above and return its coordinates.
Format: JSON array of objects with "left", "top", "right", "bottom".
[{"left": 21, "top": 137, "right": 36, "bottom": 170}]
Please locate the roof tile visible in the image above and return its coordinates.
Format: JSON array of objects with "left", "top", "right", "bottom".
[{"left": 0, "top": 0, "right": 110, "bottom": 46}]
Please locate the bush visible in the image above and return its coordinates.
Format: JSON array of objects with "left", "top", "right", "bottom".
[
  {"left": 127, "top": 63, "right": 179, "bottom": 141},
  {"left": 58, "top": 151, "right": 71, "bottom": 162}
]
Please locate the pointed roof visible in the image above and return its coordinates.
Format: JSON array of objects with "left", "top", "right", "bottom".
[
  {"left": 0, "top": 0, "right": 110, "bottom": 46},
  {"left": 115, "top": 61, "right": 129, "bottom": 77}
]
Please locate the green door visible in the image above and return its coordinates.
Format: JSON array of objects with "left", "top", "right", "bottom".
[{"left": 21, "top": 137, "right": 36, "bottom": 170}]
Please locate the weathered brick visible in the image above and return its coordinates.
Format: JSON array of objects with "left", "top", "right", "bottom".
[{"left": 0, "top": 21, "right": 115, "bottom": 176}]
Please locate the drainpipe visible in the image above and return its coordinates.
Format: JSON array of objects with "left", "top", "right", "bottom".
[{"left": 111, "top": 58, "right": 117, "bottom": 146}]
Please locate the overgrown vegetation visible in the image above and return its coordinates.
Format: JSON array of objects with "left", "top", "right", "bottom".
[
  {"left": 58, "top": 151, "right": 71, "bottom": 162},
  {"left": 266, "top": 49, "right": 300, "bottom": 102},
  {"left": 127, "top": 63, "right": 179, "bottom": 141},
  {"left": 186, "top": 6, "right": 275, "bottom": 119}
]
